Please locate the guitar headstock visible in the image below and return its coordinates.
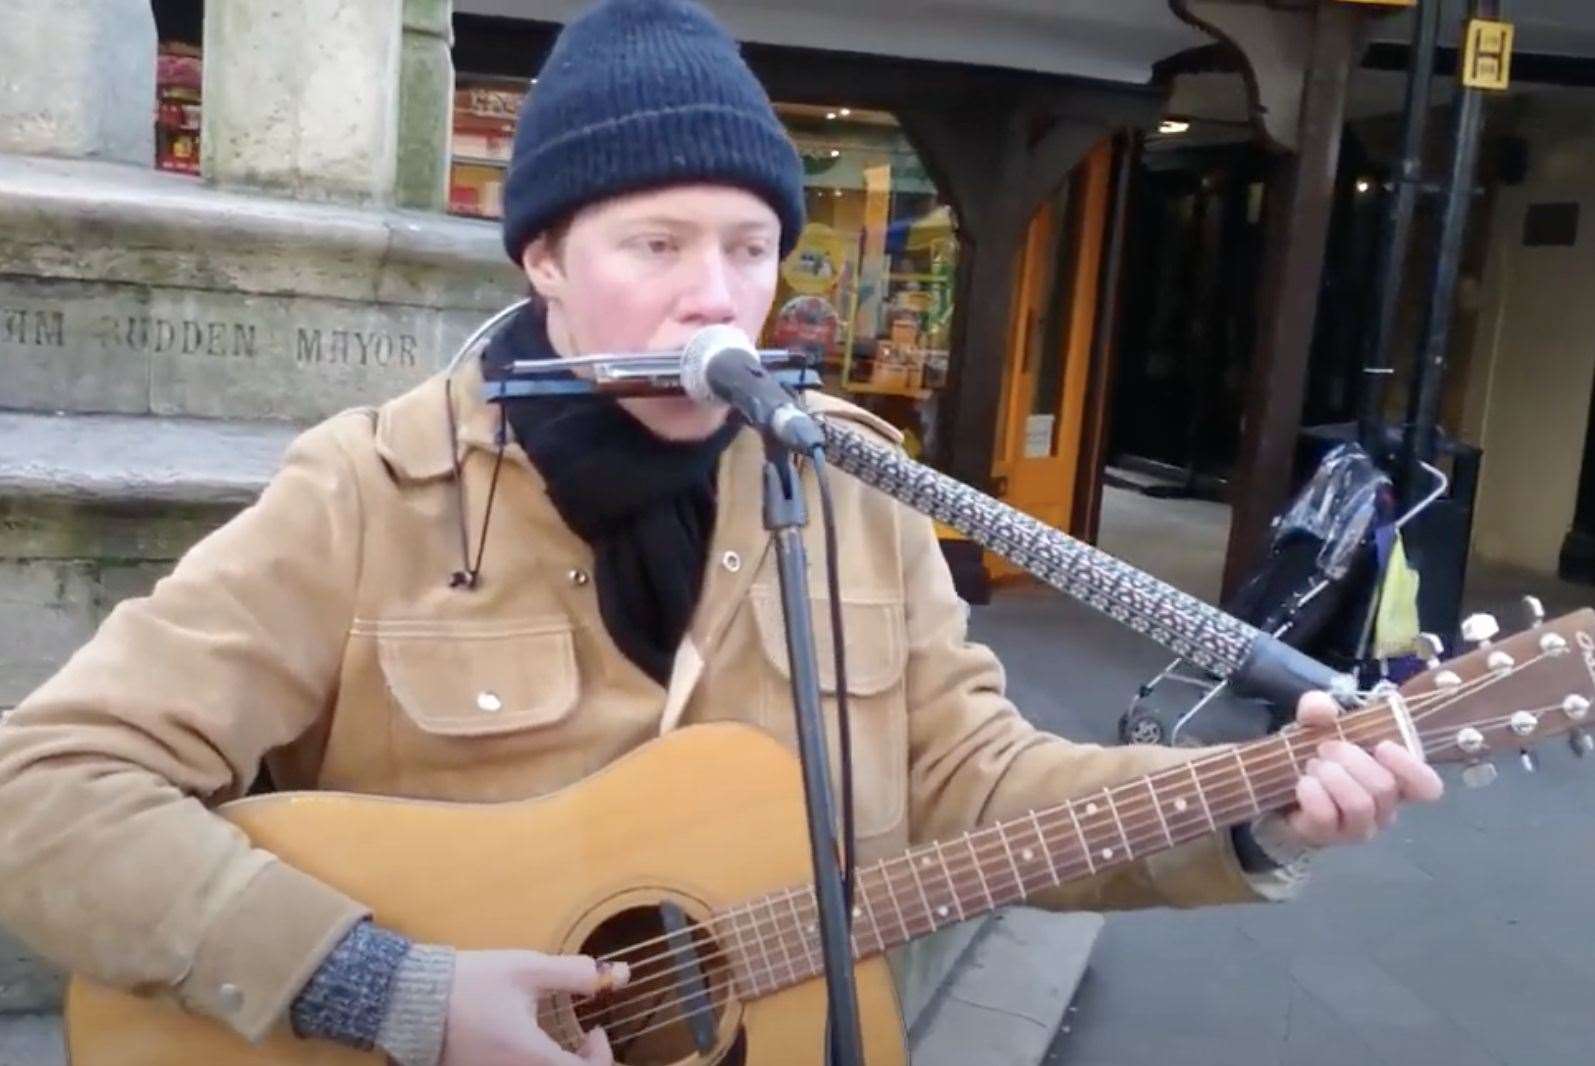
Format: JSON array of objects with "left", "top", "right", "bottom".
[{"left": 1393, "top": 604, "right": 1595, "bottom": 783}]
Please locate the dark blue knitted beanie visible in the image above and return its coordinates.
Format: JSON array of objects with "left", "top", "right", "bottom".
[{"left": 500, "top": 0, "right": 806, "bottom": 264}]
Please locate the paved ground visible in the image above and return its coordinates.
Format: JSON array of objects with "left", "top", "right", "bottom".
[{"left": 967, "top": 484, "right": 1595, "bottom": 1066}]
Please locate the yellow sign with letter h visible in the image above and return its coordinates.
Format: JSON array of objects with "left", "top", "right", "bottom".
[{"left": 1464, "top": 19, "right": 1514, "bottom": 90}]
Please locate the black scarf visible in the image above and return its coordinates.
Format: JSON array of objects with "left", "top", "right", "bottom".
[{"left": 482, "top": 304, "right": 742, "bottom": 685}]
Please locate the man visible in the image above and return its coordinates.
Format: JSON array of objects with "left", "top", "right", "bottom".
[{"left": 0, "top": 2, "right": 1442, "bottom": 1065}]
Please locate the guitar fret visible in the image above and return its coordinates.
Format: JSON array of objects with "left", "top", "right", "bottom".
[
  {"left": 763, "top": 894, "right": 799, "bottom": 985},
  {"left": 1280, "top": 731, "right": 1306, "bottom": 775},
  {"left": 1187, "top": 762, "right": 1218, "bottom": 831},
  {"left": 1067, "top": 801, "right": 1097, "bottom": 874},
  {"left": 1144, "top": 777, "right": 1175, "bottom": 848},
  {"left": 1232, "top": 747, "right": 1261, "bottom": 815},
  {"left": 964, "top": 832, "right": 996, "bottom": 910},
  {"left": 932, "top": 841, "right": 966, "bottom": 922},
  {"left": 857, "top": 878, "right": 885, "bottom": 955},
  {"left": 906, "top": 849, "right": 939, "bottom": 929},
  {"left": 876, "top": 858, "right": 911, "bottom": 945},
  {"left": 784, "top": 891, "right": 819, "bottom": 979},
  {"left": 1028, "top": 809, "right": 1062, "bottom": 884},
  {"left": 744, "top": 896, "right": 786, "bottom": 990},
  {"left": 1104, "top": 789, "right": 1133, "bottom": 861},
  {"left": 995, "top": 822, "right": 1027, "bottom": 896},
  {"left": 720, "top": 907, "right": 763, "bottom": 998}
]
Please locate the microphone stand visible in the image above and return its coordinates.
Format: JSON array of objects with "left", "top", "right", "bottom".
[{"left": 759, "top": 436, "right": 865, "bottom": 1066}]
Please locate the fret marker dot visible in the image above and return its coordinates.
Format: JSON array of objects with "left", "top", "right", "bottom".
[
  {"left": 852, "top": 906, "right": 862, "bottom": 919},
  {"left": 1021, "top": 849, "right": 1035, "bottom": 862},
  {"left": 921, "top": 857, "right": 933, "bottom": 868},
  {"left": 936, "top": 906, "right": 950, "bottom": 919},
  {"left": 1101, "top": 848, "right": 1114, "bottom": 860},
  {"left": 1085, "top": 803, "right": 1098, "bottom": 815},
  {"left": 1173, "top": 798, "right": 1188, "bottom": 813}
]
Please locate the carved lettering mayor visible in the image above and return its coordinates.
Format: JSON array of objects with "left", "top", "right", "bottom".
[{"left": 295, "top": 327, "right": 418, "bottom": 368}]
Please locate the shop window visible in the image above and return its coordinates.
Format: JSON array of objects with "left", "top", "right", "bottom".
[
  {"left": 155, "top": 42, "right": 203, "bottom": 175},
  {"left": 766, "top": 104, "right": 959, "bottom": 462},
  {"left": 448, "top": 74, "right": 530, "bottom": 219}
]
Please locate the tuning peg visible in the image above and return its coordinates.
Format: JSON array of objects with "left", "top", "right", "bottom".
[
  {"left": 1416, "top": 633, "right": 1444, "bottom": 669},
  {"left": 1570, "top": 730, "right": 1594, "bottom": 758},
  {"left": 1519, "top": 750, "right": 1540, "bottom": 773},
  {"left": 1522, "top": 595, "right": 1546, "bottom": 628},
  {"left": 1462, "top": 761, "right": 1499, "bottom": 789},
  {"left": 1461, "top": 613, "right": 1500, "bottom": 648}
]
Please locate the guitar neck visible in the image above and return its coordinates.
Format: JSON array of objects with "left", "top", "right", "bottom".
[{"left": 715, "top": 700, "right": 1406, "bottom": 1000}]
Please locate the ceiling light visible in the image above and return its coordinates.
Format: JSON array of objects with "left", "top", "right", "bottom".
[
  {"left": 830, "top": 149, "right": 841, "bottom": 158},
  {"left": 1355, "top": 178, "right": 1373, "bottom": 194},
  {"left": 839, "top": 108, "right": 852, "bottom": 117},
  {"left": 1158, "top": 119, "right": 1190, "bottom": 135},
  {"left": 826, "top": 111, "right": 838, "bottom": 120}
]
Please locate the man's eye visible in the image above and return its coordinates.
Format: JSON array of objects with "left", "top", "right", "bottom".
[{"left": 739, "top": 242, "right": 773, "bottom": 261}]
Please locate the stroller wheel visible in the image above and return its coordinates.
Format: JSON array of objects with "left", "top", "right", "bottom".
[{"left": 1119, "top": 709, "right": 1167, "bottom": 746}]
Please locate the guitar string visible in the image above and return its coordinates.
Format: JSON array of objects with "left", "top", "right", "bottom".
[
  {"left": 547, "top": 654, "right": 1564, "bottom": 1031},
  {"left": 561, "top": 705, "right": 1537, "bottom": 1044},
  {"left": 553, "top": 690, "right": 1557, "bottom": 1038},
  {"left": 543, "top": 658, "right": 1518, "bottom": 999},
  {"left": 545, "top": 664, "right": 1512, "bottom": 991},
  {"left": 542, "top": 664, "right": 1549, "bottom": 1031}
]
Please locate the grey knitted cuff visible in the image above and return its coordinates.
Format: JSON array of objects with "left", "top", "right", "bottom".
[
  {"left": 374, "top": 944, "right": 457, "bottom": 1066},
  {"left": 290, "top": 919, "right": 411, "bottom": 1049}
]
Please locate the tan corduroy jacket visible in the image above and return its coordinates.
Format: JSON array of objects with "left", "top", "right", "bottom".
[{"left": 0, "top": 356, "right": 1294, "bottom": 1044}]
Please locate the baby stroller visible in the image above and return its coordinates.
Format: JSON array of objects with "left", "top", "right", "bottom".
[{"left": 1117, "top": 442, "right": 1444, "bottom": 746}]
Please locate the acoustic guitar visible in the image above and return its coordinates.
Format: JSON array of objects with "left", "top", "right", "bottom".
[{"left": 65, "top": 608, "right": 1595, "bottom": 1065}]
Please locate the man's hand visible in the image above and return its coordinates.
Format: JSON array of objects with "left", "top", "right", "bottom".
[
  {"left": 442, "top": 950, "right": 629, "bottom": 1066},
  {"left": 1284, "top": 691, "right": 1445, "bottom": 847}
]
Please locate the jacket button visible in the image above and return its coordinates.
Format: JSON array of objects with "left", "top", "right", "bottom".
[
  {"left": 476, "top": 691, "right": 503, "bottom": 713},
  {"left": 217, "top": 983, "right": 244, "bottom": 1013},
  {"left": 568, "top": 568, "right": 590, "bottom": 587},
  {"left": 721, "top": 551, "right": 741, "bottom": 573}
]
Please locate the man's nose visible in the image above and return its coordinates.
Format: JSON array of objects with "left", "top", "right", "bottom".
[{"left": 677, "top": 247, "right": 738, "bottom": 324}]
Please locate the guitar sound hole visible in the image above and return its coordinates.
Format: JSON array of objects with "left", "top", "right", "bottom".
[{"left": 577, "top": 904, "right": 738, "bottom": 1065}]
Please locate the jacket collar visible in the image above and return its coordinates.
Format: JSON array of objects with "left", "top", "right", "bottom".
[{"left": 374, "top": 355, "right": 510, "bottom": 482}]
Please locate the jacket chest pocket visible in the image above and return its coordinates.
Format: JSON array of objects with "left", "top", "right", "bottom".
[
  {"left": 363, "top": 618, "right": 585, "bottom": 780},
  {"left": 749, "top": 589, "right": 908, "bottom": 840}
]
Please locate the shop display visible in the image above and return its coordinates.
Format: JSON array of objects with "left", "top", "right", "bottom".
[
  {"left": 448, "top": 78, "right": 527, "bottom": 220},
  {"left": 155, "top": 43, "right": 202, "bottom": 175}
]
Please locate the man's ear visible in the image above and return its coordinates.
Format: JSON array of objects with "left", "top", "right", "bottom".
[{"left": 521, "top": 235, "right": 566, "bottom": 303}]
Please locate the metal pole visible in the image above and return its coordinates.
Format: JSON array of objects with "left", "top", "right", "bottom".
[
  {"left": 1358, "top": 0, "right": 1443, "bottom": 457},
  {"left": 761, "top": 446, "right": 866, "bottom": 1066},
  {"left": 1401, "top": 0, "right": 1504, "bottom": 504}
]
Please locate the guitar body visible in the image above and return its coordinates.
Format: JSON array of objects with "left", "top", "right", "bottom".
[{"left": 65, "top": 723, "right": 907, "bottom": 1066}]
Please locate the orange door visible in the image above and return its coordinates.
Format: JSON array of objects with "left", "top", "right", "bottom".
[{"left": 987, "top": 140, "right": 1113, "bottom": 576}]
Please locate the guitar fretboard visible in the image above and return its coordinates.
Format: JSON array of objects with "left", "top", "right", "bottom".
[{"left": 714, "top": 702, "right": 1404, "bottom": 999}]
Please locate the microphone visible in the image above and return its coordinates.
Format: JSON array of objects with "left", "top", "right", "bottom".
[{"left": 681, "top": 324, "right": 825, "bottom": 453}]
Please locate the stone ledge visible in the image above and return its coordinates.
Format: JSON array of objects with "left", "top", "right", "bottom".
[
  {"left": 909, "top": 908, "right": 1102, "bottom": 1066},
  {"left": 0, "top": 410, "right": 294, "bottom": 506},
  {"left": 0, "top": 154, "right": 522, "bottom": 310}
]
